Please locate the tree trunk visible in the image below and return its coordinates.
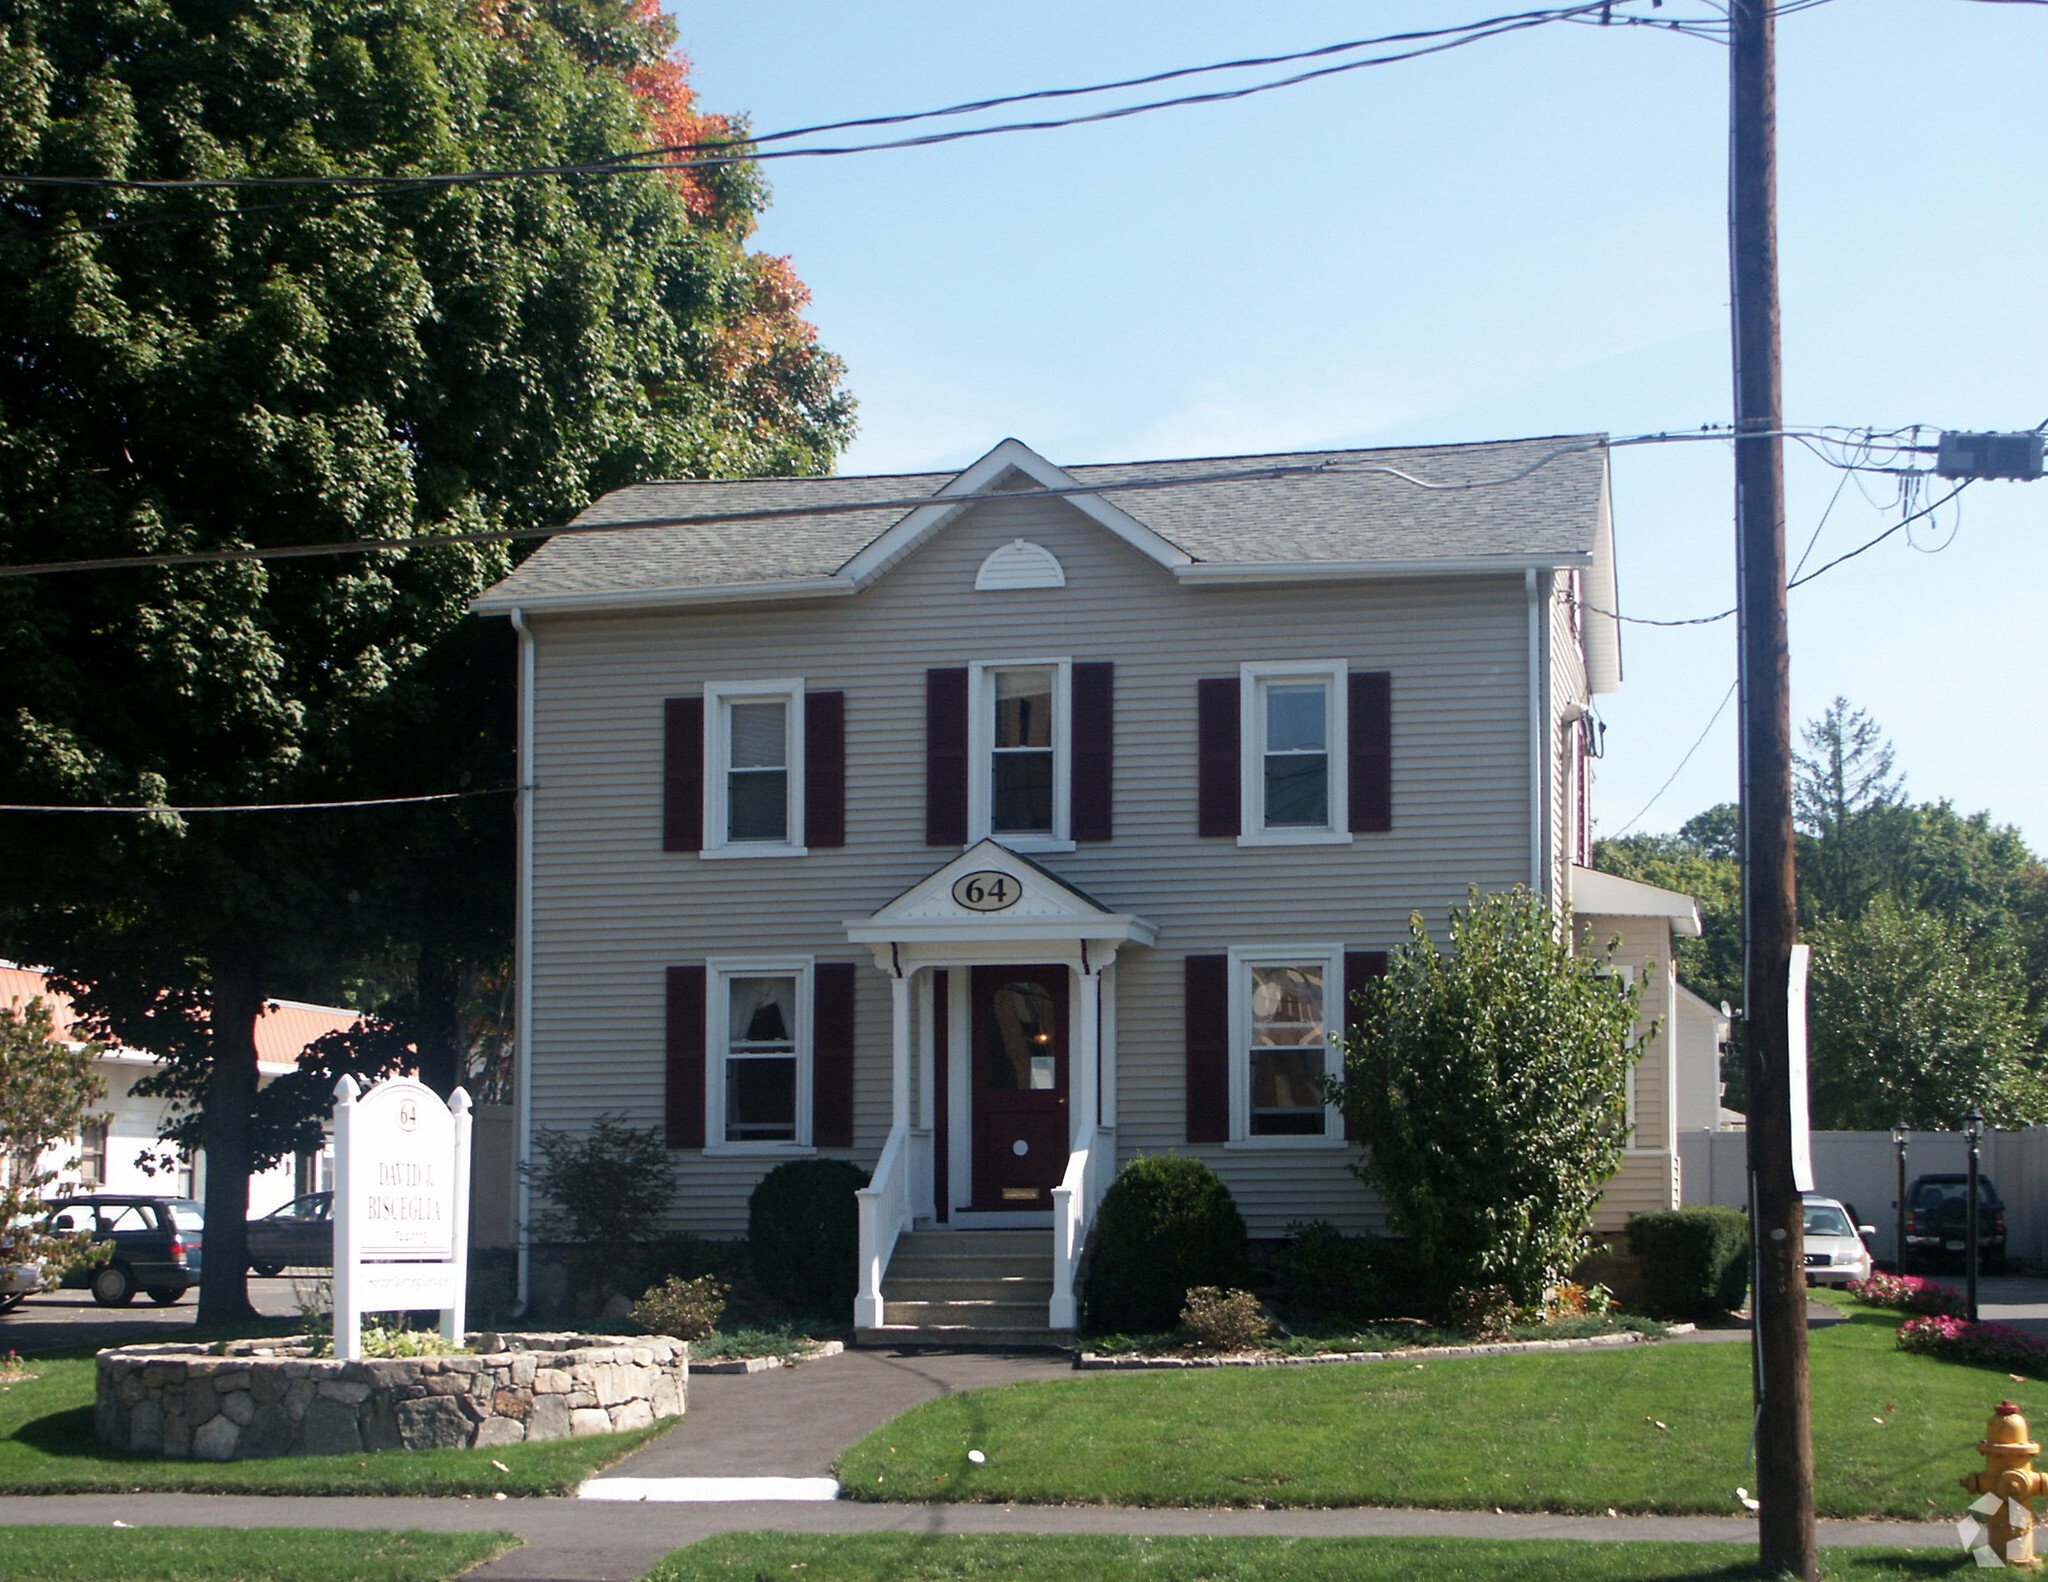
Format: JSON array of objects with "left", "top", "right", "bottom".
[
  {"left": 412, "top": 939, "right": 462, "bottom": 1099},
  {"left": 196, "top": 948, "right": 262, "bottom": 1327}
]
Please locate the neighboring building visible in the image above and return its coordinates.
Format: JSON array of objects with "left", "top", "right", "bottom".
[
  {"left": 474, "top": 434, "right": 1714, "bottom": 1338},
  {"left": 1672, "top": 981, "right": 1739, "bottom": 1131},
  {"left": 0, "top": 964, "right": 357, "bottom": 1212}
]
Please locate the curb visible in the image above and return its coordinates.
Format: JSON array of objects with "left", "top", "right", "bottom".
[
  {"left": 1076, "top": 1325, "right": 1693, "bottom": 1370},
  {"left": 691, "top": 1340, "right": 846, "bottom": 1375}
]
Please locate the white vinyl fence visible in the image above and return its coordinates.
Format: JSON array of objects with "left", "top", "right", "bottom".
[{"left": 1679, "top": 1127, "right": 2048, "bottom": 1269}]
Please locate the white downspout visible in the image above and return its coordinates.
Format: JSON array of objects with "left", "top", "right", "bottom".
[
  {"left": 509, "top": 608, "right": 537, "bottom": 1315},
  {"left": 1526, "top": 569, "right": 1544, "bottom": 893}
]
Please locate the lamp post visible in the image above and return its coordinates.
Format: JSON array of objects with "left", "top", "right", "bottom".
[
  {"left": 1891, "top": 1122, "right": 1908, "bottom": 1276},
  {"left": 1967, "top": 1106, "right": 1985, "bottom": 1323}
]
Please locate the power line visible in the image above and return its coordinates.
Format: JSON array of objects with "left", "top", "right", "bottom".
[
  {"left": 1609, "top": 679, "right": 1738, "bottom": 837},
  {"left": 0, "top": 787, "right": 513, "bottom": 815},
  {"left": 0, "top": 427, "right": 1919, "bottom": 580}
]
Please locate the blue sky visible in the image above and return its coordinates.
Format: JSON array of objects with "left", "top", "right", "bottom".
[{"left": 675, "top": 0, "right": 2047, "bottom": 850}]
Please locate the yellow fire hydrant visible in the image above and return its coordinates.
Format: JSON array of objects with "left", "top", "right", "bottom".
[{"left": 1963, "top": 1401, "right": 2048, "bottom": 1567}]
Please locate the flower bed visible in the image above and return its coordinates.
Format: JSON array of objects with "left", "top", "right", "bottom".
[
  {"left": 95, "top": 1332, "right": 685, "bottom": 1461},
  {"left": 1896, "top": 1314, "right": 2048, "bottom": 1375},
  {"left": 1846, "top": 1271, "right": 1966, "bottom": 1318}
]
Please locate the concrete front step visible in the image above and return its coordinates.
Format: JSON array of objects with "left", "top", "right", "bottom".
[
  {"left": 868, "top": 1229, "right": 1064, "bottom": 1349},
  {"left": 857, "top": 1323, "right": 1076, "bottom": 1352}
]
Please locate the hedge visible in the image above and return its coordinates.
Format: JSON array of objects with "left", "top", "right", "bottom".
[{"left": 1627, "top": 1206, "right": 1749, "bottom": 1320}]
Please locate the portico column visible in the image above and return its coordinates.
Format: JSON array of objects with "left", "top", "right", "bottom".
[
  {"left": 1075, "top": 961, "right": 1101, "bottom": 1140},
  {"left": 890, "top": 969, "right": 912, "bottom": 1132}
]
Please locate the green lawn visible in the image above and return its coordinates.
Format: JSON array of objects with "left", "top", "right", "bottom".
[
  {"left": 0, "top": 1526, "right": 515, "bottom": 1581},
  {"left": 838, "top": 1306, "right": 2011, "bottom": 1517},
  {"left": 0, "top": 1355, "right": 666, "bottom": 1495},
  {"left": 646, "top": 1534, "right": 1968, "bottom": 1582}
]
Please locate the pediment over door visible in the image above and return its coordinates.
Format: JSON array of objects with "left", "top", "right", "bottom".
[{"left": 844, "top": 840, "right": 1157, "bottom": 953}]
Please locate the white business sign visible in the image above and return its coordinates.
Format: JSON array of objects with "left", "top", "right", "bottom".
[{"left": 331, "top": 1075, "right": 473, "bottom": 1360}]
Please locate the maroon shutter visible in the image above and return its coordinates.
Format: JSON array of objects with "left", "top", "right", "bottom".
[
  {"left": 1341, "top": 951, "right": 1388, "bottom": 1141},
  {"left": 1196, "top": 678, "right": 1240, "bottom": 838},
  {"left": 925, "top": 667, "right": 969, "bottom": 846},
  {"left": 1070, "top": 661, "right": 1114, "bottom": 842},
  {"left": 1348, "top": 671, "right": 1392, "bottom": 834},
  {"left": 664, "top": 965, "right": 707, "bottom": 1148},
  {"left": 1185, "top": 953, "right": 1229, "bottom": 1143},
  {"left": 804, "top": 690, "right": 846, "bottom": 848},
  {"left": 662, "top": 697, "right": 704, "bottom": 853},
  {"left": 811, "top": 962, "right": 856, "bottom": 1148}
]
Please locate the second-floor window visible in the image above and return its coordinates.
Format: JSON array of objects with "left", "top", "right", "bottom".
[
  {"left": 968, "top": 660, "right": 1072, "bottom": 849},
  {"left": 1240, "top": 660, "right": 1349, "bottom": 844},
  {"left": 704, "top": 680, "right": 805, "bottom": 856}
]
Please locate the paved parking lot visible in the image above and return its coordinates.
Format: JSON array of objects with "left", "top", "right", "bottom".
[
  {"left": 0, "top": 1274, "right": 309, "bottom": 1355},
  {"left": 1920, "top": 1271, "right": 2048, "bottom": 1336}
]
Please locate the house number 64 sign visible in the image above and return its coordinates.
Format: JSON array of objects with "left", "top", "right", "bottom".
[{"left": 952, "top": 871, "right": 1020, "bottom": 912}]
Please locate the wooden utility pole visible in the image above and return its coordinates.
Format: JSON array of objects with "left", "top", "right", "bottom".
[{"left": 1729, "top": 0, "right": 1817, "bottom": 1576}]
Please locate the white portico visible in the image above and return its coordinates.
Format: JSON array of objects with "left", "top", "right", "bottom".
[{"left": 844, "top": 840, "right": 1155, "bottom": 1332}]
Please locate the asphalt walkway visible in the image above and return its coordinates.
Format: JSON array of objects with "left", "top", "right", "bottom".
[{"left": 0, "top": 1339, "right": 1966, "bottom": 1580}]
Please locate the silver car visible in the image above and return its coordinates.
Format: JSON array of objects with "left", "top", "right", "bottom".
[{"left": 1802, "top": 1193, "right": 1875, "bottom": 1286}]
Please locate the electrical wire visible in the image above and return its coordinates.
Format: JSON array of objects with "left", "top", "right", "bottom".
[
  {"left": 1609, "top": 679, "right": 1738, "bottom": 838},
  {"left": 0, "top": 787, "right": 513, "bottom": 814}
]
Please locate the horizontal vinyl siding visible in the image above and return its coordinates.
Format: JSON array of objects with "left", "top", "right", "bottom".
[
  {"left": 1586, "top": 914, "right": 1680, "bottom": 1232},
  {"left": 525, "top": 489, "right": 1538, "bottom": 1237}
]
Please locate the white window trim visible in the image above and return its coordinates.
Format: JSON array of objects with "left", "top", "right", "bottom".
[
  {"left": 702, "top": 679, "right": 808, "bottom": 859},
  {"left": 1238, "top": 660, "right": 1352, "bottom": 847},
  {"left": 704, "top": 955, "right": 815, "bottom": 1155},
  {"left": 966, "top": 658, "right": 1073, "bottom": 852},
  {"left": 1608, "top": 962, "right": 1653, "bottom": 1153},
  {"left": 1224, "top": 942, "right": 1348, "bottom": 1148}
]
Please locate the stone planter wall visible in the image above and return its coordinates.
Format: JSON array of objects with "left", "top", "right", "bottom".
[{"left": 94, "top": 1332, "right": 685, "bottom": 1461}]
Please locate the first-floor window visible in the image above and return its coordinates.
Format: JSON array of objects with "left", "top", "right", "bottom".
[
  {"left": 1230, "top": 946, "right": 1343, "bottom": 1142},
  {"left": 710, "top": 959, "right": 812, "bottom": 1148},
  {"left": 76, "top": 1116, "right": 109, "bottom": 1187}
]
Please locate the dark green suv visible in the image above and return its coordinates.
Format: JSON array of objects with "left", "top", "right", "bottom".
[{"left": 43, "top": 1195, "right": 204, "bottom": 1306}]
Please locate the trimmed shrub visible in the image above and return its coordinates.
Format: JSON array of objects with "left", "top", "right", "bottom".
[
  {"left": 1628, "top": 1207, "right": 1750, "bottom": 1320},
  {"left": 1082, "top": 1155, "right": 1251, "bottom": 1334},
  {"left": 1277, "top": 1220, "right": 1384, "bottom": 1319},
  {"left": 747, "top": 1158, "right": 868, "bottom": 1318},
  {"left": 1181, "top": 1287, "right": 1272, "bottom": 1351},
  {"left": 634, "top": 1274, "right": 729, "bottom": 1341}
]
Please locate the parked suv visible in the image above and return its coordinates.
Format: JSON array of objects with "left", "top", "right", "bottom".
[
  {"left": 42, "top": 1195, "right": 204, "bottom": 1307},
  {"left": 1906, "top": 1174, "right": 2006, "bottom": 1273}
]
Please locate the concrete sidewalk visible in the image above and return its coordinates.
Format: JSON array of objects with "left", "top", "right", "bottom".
[{"left": 0, "top": 1491, "right": 1960, "bottom": 1582}]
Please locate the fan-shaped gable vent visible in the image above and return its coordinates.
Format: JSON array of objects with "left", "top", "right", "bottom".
[{"left": 975, "top": 539, "right": 1067, "bottom": 591}]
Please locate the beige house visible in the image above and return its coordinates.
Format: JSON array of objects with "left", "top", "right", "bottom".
[{"left": 474, "top": 434, "right": 1712, "bottom": 1339}]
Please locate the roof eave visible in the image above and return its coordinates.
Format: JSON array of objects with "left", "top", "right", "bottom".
[
  {"left": 1174, "top": 552, "right": 1593, "bottom": 586},
  {"left": 471, "top": 576, "right": 857, "bottom": 618}
]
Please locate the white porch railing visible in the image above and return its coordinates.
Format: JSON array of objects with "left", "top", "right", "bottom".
[
  {"left": 1049, "top": 1125, "right": 1115, "bottom": 1330},
  {"left": 854, "top": 1124, "right": 929, "bottom": 1328}
]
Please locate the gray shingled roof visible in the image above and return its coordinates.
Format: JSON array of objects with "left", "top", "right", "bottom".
[{"left": 474, "top": 434, "right": 1606, "bottom": 607}]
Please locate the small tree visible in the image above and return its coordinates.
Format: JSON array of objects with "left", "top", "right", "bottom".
[
  {"left": 1334, "top": 889, "right": 1652, "bottom": 1308},
  {"left": 0, "top": 996, "right": 106, "bottom": 1280}
]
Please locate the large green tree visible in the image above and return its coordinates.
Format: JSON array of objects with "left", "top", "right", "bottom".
[
  {"left": 0, "top": 0, "right": 852, "bottom": 1322},
  {"left": 1334, "top": 889, "right": 1651, "bottom": 1309}
]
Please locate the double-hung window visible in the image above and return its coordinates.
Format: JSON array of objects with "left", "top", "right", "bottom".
[
  {"left": 707, "top": 957, "right": 812, "bottom": 1150},
  {"left": 1239, "top": 660, "right": 1349, "bottom": 844},
  {"left": 704, "top": 680, "right": 805, "bottom": 856},
  {"left": 1228, "top": 945, "right": 1344, "bottom": 1143},
  {"left": 968, "top": 660, "right": 1071, "bottom": 850}
]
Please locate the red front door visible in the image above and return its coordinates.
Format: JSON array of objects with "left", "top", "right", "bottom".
[{"left": 970, "top": 964, "right": 1070, "bottom": 1211}]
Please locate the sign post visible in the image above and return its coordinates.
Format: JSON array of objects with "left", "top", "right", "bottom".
[{"left": 331, "top": 1075, "right": 473, "bottom": 1360}]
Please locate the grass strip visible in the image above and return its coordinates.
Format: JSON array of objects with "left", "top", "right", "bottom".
[
  {"left": 0, "top": 1525, "right": 515, "bottom": 1581},
  {"left": 645, "top": 1532, "right": 1967, "bottom": 1581},
  {"left": 0, "top": 1358, "right": 665, "bottom": 1495},
  {"left": 838, "top": 1306, "right": 2014, "bottom": 1517}
]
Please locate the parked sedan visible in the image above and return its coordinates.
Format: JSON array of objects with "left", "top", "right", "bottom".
[
  {"left": 245, "top": 1191, "right": 333, "bottom": 1276},
  {"left": 1801, "top": 1193, "right": 1875, "bottom": 1287},
  {"left": 43, "top": 1195, "right": 204, "bottom": 1306}
]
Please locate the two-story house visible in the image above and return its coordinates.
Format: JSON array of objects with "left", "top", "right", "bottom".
[{"left": 473, "top": 434, "right": 1709, "bottom": 1342}]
